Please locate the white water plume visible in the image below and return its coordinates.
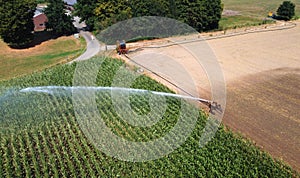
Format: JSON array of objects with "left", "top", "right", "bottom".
[
  {"left": 20, "top": 86, "right": 210, "bottom": 102},
  {"left": 0, "top": 86, "right": 202, "bottom": 128}
]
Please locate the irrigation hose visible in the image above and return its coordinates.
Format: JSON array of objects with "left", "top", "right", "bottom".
[
  {"left": 129, "top": 20, "right": 297, "bottom": 51},
  {"left": 123, "top": 54, "right": 216, "bottom": 108}
]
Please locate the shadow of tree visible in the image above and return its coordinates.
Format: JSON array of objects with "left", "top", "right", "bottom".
[{"left": 9, "top": 31, "right": 62, "bottom": 49}]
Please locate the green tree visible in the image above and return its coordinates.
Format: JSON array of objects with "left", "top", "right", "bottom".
[
  {"left": 169, "top": 0, "right": 178, "bottom": 18},
  {"left": 129, "top": 0, "right": 170, "bottom": 17},
  {"left": 202, "top": 0, "right": 223, "bottom": 30},
  {"left": 0, "top": 0, "right": 36, "bottom": 47},
  {"left": 74, "top": 0, "right": 98, "bottom": 30},
  {"left": 44, "top": 0, "right": 76, "bottom": 35},
  {"left": 94, "top": 0, "right": 132, "bottom": 31},
  {"left": 277, "top": 1, "right": 296, "bottom": 20},
  {"left": 176, "top": 0, "right": 222, "bottom": 32},
  {"left": 82, "top": 0, "right": 223, "bottom": 33},
  {"left": 176, "top": 0, "right": 205, "bottom": 32}
]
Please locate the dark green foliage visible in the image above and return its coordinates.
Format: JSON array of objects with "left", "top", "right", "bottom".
[
  {"left": 0, "top": 57, "right": 298, "bottom": 177},
  {"left": 44, "top": 0, "right": 76, "bottom": 35},
  {"left": 36, "top": 0, "right": 46, "bottom": 3},
  {"left": 126, "top": 0, "right": 223, "bottom": 32},
  {"left": 75, "top": 0, "right": 133, "bottom": 31},
  {"left": 277, "top": 1, "right": 296, "bottom": 20},
  {"left": 0, "top": 0, "right": 36, "bottom": 48},
  {"left": 97, "top": 16, "right": 196, "bottom": 45},
  {"left": 74, "top": 0, "right": 98, "bottom": 30},
  {"left": 176, "top": 0, "right": 205, "bottom": 32},
  {"left": 74, "top": 0, "right": 223, "bottom": 33},
  {"left": 129, "top": 0, "right": 171, "bottom": 17},
  {"left": 202, "top": 0, "right": 223, "bottom": 30},
  {"left": 175, "top": 0, "right": 223, "bottom": 32},
  {"left": 169, "top": 0, "right": 178, "bottom": 18},
  {"left": 94, "top": 0, "right": 132, "bottom": 31}
]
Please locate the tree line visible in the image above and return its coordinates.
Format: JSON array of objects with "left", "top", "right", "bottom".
[
  {"left": 74, "top": 0, "right": 223, "bottom": 32},
  {"left": 0, "top": 0, "right": 36, "bottom": 48},
  {"left": 0, "top": 0, "right": 295, "bottom": 48},
  {"left": 0, "top": 0, "right": 75, "bottom": 48}
]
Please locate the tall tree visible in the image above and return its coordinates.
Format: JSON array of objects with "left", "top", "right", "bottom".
[
  {"left": 202, "top": 0, "right": 222, "bottom": 30},
  {"left": 175, "top": 0, "right": 222, "bottom": 32},
  {"left": 169, "top": 0, "right": 178, "bottom": 18},
  {"left": 78, "top": 0, "right": 223, "bottom": 33},
  {"left": 44, "top": 0, "right": 76, "bottom": 35},
  {"left": 74, "top": 0, "right": 98, "bottom": 30},
  {"left": 176, "top": 0, "right": 205, "bottom": 32},
  {"left": 0, "top": 0, "right": 36, "bottom": 47},
  {"left": 94, "top": 0, "right": 132, "bottom": 31},
  {"left": 129, "top": 0, "right": 170, "bottom": 17}
]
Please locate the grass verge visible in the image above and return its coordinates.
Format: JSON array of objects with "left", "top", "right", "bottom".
[
  {"left": 219, "top": 16, "right": 275, "bottom": 30},
  {"left": 220, "top": 0, "right": 300, "bottom": 29},
  {"left": 0, "top": 34, "right": 85, "bottom": 81}
]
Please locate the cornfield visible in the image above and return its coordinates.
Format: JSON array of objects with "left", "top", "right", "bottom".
[{"left": 0, "top": 57, "right": 297, "bottom": 177}]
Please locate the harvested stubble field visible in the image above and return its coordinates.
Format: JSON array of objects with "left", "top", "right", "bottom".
[{"left": 126, "top": 20, "right": 300, "bottom": 172}]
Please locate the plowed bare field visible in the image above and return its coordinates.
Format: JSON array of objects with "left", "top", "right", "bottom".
[{"left": 126, "top": 21, "right": 300, "bottom": 171}]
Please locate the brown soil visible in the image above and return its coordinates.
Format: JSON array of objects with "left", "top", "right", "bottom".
[
  {"left": 225, "top": 68, "right": 300, "bottom": 171},
  {"left": 124, "top": 21, "right": 300, "bottom": 171}
]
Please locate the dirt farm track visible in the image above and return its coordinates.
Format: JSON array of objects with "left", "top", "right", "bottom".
[{"left": 126, "top": 21, "right": 300, "bottom": 171}]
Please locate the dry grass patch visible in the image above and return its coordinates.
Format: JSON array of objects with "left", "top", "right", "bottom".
[
  {"left": 0, "top": 35, "right": 85, "bottom": 81},
  {"left": 220, "top": 0, "right": 300, "bottom": 29}
]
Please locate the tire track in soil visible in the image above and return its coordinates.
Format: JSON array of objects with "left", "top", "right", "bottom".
[{"left": 224, "top": 68, "right": 300, "bottom": 171}]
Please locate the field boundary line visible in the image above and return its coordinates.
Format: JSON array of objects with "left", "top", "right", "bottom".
[{"left": 103, "top": 21, "right": 297, "bottom": 53}]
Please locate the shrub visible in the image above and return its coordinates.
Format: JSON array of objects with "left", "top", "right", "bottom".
[{"left": 277, "top": 1, "right": 296, "bottom": 20}]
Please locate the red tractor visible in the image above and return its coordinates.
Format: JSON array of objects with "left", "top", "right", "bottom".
[{"left": 116, "top": 40, "right": 128, "bottom": 55}]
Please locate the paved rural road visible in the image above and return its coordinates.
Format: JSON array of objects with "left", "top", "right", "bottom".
[
  {"left": 126, "top": 20, "right": 300, "bottom": 171},
  {"left": 71, "top": 17, "right": 100, "bottom": 62},
  {"left": 75, "top": 31, "right": 100, "bottom": 61}
]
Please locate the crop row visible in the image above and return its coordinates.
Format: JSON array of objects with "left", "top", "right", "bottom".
[{"left": 0, "top": 57, "right": 297, "bottom": 177}]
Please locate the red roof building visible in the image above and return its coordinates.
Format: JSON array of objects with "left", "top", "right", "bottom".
[{"left": 33, "top": 13, "right": 48, "bottom": 32}]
